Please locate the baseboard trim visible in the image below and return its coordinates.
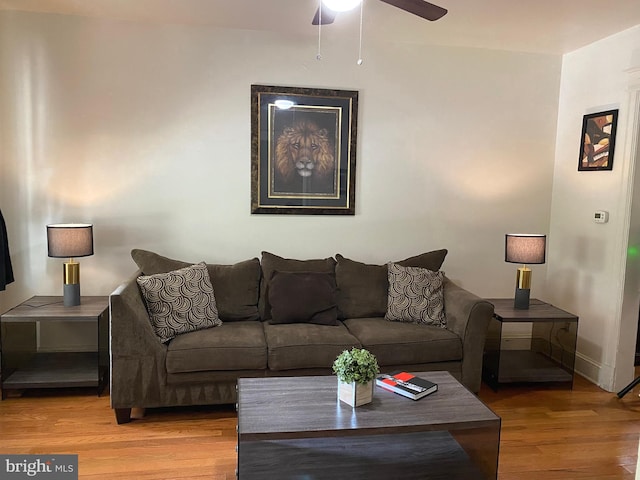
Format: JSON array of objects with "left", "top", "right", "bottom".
[{"left": 574, "top": 352, "right": 614, "bottom": 391}]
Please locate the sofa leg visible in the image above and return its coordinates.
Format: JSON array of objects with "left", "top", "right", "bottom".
[
  {"left": 131, "top": 407, "right": 146, "bottom": 419},
  {"left": 114, "top": 408, "right": 132, "bottom": 424}
]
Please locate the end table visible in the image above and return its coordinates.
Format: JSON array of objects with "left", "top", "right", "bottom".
[
  {"left": 1, "top": 296, "right": 109, "bottom": 399},
  {"left": 482, "top": 298, "right": 578, "bottom": 391}
]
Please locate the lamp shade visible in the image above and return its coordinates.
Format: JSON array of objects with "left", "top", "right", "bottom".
[
  {"left": 505, "top": 234, "right": 546, "bottom": 264},
  {"left": 47, "top": 224, "right": 94, "bottom": 258}
]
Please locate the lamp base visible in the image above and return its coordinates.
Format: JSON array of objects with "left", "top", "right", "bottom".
[
  {"left": 63, "top": 283, "right": 80, "bottom": 307},
  {"left": 514, "top": 288, "right": 530, "bottom": 310}
]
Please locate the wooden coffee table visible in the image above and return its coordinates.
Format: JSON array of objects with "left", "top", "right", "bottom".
[{"left": 237, "top": 371, "right": 500, "bottom": 479}]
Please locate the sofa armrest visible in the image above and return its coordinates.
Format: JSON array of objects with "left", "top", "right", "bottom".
[
  {"left": 109, "top": 271, "right": 168, "bottom": 414},
  {"left": 443, "top": 277, "right": 494, "bottom": 393}
]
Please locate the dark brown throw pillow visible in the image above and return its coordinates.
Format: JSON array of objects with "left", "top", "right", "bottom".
[
  {"left": 259, "top": 251, "right": 337, "bottom": 321},
  {"left": 268, "top": 271, "right": 339, "bottom": 326},
  {"left": 334, "top": 249, "right": 448, "bottom": 319},
  {"left": 131, "top": 249, "right": 261, "bottom": 322}
]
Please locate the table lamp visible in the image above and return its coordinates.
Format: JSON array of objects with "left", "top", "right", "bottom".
[
  {"left": 47, "top": 223, "right": 94, "bottom": 307},
  {"left": 505, "top": 234, "right": 546, "bottom": 310}
]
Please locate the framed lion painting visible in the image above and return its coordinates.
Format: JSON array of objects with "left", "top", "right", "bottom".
[{"left": 251, "top": 84, "right": 358, "bottom": 215}]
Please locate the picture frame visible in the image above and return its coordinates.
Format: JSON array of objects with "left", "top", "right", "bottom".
[
  {"left": 251, "top": 84, "right": 358, "bottom": 215},
  {"left": 578, "top": 109, "right": 618, "bottom": 171}
]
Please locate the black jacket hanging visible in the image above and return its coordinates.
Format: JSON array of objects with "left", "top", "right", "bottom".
[{"left": 0, "top": 209, "right": 15, "bottom": 290}]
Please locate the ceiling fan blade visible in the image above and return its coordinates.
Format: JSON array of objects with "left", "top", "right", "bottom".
[
  {"left": 312, "top": 5, "right": 338, "bottom": 25},
  {"left": 379, "top": 0, "right": 447, "bottom": 21}
]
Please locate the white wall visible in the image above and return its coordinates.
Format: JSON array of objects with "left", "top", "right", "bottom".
[
  {"left": 548, "top": 26, "right": 640, "bottom": 390},
  {"left": 0, "top": 12, "right": 562, "bottom": 351}
]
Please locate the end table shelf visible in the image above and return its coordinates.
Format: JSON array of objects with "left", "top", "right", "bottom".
[
  {"left": 492, "top": 350, "right": 573, "bottom": 384},
  {"left": 2, "top": 352, "right": 101, "bottom": 390},
  {"left": 482, "top": 298, "right": 578, "bottom": 390},
  {"left": 1, "top": 296, "right": 109, "bottom": 399}
]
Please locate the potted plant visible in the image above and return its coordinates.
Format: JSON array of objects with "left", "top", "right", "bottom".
[{"left": 333, "top": 347, "right": 380, "bottom": 407}]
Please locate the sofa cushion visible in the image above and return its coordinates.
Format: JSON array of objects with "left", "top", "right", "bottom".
[
  {"left": 334, "top": 249, "right": 448, "bottom": 319},
  {"left": 166, "top": 321, "right": 267, "bottom": 373},
  {"left": 137, "top": 262, "right": 221, "bottom": 343},
  {"left": 263, "top": 322, "right": 360, "bottom": 370},
  {"left": 131, "top": 249, "right": 261, "bottom": 322},
  {"left": 132, "top": 249, "right": 188, "bottom": 275},
  {"left": 343, "top": 317, "right": 462, "bottom": 366},
  {"left": 259, "top": 251, "right": 336, "bottom": 321},
  {"left": 269, "top": 271, "right": 339, "bottom": 326},
  {"left": 386, "top": 263, "right": 445, "bottom": 327}
]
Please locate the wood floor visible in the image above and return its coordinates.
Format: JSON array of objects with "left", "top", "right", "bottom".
[{"left": 1, "top": 374, "right": 640, "bottom": 479}]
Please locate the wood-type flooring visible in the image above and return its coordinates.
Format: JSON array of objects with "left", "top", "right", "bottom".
[{"left": 1, "top": 373, "right": 639, "bottom": 479}]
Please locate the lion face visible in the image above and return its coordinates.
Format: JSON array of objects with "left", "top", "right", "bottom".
[{"left": 275, "top": 120, "right": 335, "bottom": 183}]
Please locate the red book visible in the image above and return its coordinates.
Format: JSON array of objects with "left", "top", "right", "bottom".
[{"left": 376, "top": 372, "right": 438, "bottom": 400}]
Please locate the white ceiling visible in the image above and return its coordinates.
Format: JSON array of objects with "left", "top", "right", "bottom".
[{"left": 1, "top": 0, "right": 640, "bottom": 55}]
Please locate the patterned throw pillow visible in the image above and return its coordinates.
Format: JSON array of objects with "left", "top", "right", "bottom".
[
  {"left": 385, "top": 262, "right": 445, "bottom": 327},
  {"left": 137, "top": 262, "right": 221, "bottom": 342}
]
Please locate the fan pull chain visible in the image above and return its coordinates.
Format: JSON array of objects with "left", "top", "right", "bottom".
[
  {"left": 357, "top": 0, "right": 364, "bottom": 65},
  {"left": 317, "top": 0, "right": 323, "bottom": 60}
]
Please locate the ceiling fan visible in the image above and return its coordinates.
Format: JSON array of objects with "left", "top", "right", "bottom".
[{"left": 312, "top": 0, "right": 448, "bottom": 25}]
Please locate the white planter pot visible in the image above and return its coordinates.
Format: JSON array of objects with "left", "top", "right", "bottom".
[{"left": 337, "top": 379, "right": 373, "bottom": 407}]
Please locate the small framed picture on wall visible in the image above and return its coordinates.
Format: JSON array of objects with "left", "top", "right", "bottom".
[{"left": 578, "top": 109, "right": 618, "bottom": 171}]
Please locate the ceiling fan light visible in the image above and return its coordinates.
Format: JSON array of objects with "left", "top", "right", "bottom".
[{"left": 322, "top": 0, "right": 362, "bottom": 12}]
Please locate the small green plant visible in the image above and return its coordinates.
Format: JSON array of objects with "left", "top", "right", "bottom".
[{"left": 332, "top": 348, "right": 380, "bottom": 384}]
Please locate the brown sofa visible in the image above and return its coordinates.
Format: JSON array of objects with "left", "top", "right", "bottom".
[{"left": 109, "top": 249, "right": 494, "bottom": 424}]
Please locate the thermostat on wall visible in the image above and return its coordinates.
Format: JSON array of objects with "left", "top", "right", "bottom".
[{"left": 594, "top": 211, "right": 609, "bottom": 223}]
